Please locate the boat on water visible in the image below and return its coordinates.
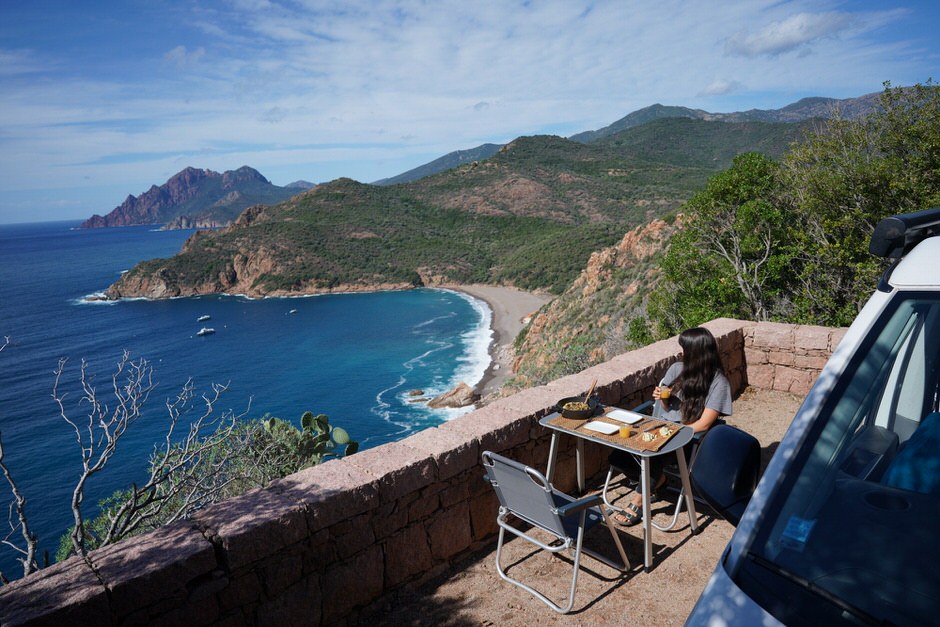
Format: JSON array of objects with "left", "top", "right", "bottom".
[
  {"left": 196, "top": 327, "right": 215, "bottom": 336},
  {"left": 197, "top": 314, "right": 211, "bottom": 322}
]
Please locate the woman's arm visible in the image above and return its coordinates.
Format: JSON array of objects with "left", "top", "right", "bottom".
[{"left": 687, "top": 407, "right": 721, "bottom": 433}]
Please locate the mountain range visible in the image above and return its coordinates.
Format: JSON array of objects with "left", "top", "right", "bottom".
[
  {"left": 102, "top": 89, "right": 883, "bottom": 302},
  {"left": 374, "top": 91, "right": 881, "bottom": 185},
  {"left": 80, "top": 166, "right": 311, "bottom": 229}
]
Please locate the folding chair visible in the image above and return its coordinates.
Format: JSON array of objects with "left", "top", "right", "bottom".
[{"left": 481, "top": 450, "right": 630, "bottom": 614}]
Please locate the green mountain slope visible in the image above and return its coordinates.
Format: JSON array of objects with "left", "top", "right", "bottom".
[{"left": 106, "top": 119, "right": 808, "bottom": 300}]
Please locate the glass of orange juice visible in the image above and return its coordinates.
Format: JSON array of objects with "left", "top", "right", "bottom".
[
  {"left": 659, "top": 386, "right": 671, "bottom": 399},
  {"left": 619, "top": 426, "right": 632, "bottom": 438}
]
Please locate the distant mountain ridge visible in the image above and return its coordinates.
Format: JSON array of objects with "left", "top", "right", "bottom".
[
  {"left": 568, "top": 92, "right": 881, "bottom": 143},
  {"left": 373, "top": 144, "right": 503, "bottom": 186},
  {"left": 80, "top": 166, "right": 304, "bottom": 229},
  {"left": 375, "top": 92, "right": 882, "bottom": 186}
]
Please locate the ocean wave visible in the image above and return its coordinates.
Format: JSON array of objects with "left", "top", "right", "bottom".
[{"left": 447, "top": 290, "right": 492, "bottom": 394}]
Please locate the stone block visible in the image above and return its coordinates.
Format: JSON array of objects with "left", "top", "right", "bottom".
[
  {"left": 752, "top": 322, "right": 794, "bottom": 350},
  {"left": 256, "top": 574, "right": 321, "bottom": 626},
  {"left": 469, "top": 492, "right": 500, "bottom": 541},
  {"left": 831, "top": 327, "right": 849, "bottom": 350},
  {"left": 91, "top": 520, "right": 218, "bottom": 621},
  {"left": 439, "top": 402, "right": 532, "bottom": 454},
  {"left": 0, "top": 557, "right": 110, "bottom": 627},
  {"left": 344, "top": 441, "right": 436, "bottom": 504},
  {"left": 382, "top": 523, "right": 433, "bottom": 588},
  {"left": 769, "top": 350, "right": 795, "bottom": 366},
  {"left": 273, "top": 458, "right": 379, "bottom": 531},
  {"left": 194, "top": 485, "right": 310, "bottom": 572},
  {"left": 216, "top": 569, "right": 263, "bottom": 612},
  {"left": 793, "top": 353, "right": 829, "bottom": 370},
  {"left": 795, "top": 325, "right": 833, "bottom": 351},
  {"left": 330, "top": 512, "right": 377, "bottom": 560},
  {"left": 321, "top": 545, "right": 384, "bottom": 624},
  {"left": 398, "top": 425, "right": 479, "bottom": 481},
  {"left": 408, "top": 488, "right": 442, "bottom": 521},
  {"left": 744, "top": 347, "right": 768, "bottom": 366},
  {"left": 427, "top": 502, "right": 472, "bottom": 561},
  {"left": 370, "top": 499, "right": 409, "bottom": 541},
  {"left": 747, "top": 364, "right": 776, "bottom": 390},
  {"left": 774, "top": 366, "right": 816, "bottom": 395},
  {"left": 439, "top": 481, "right": 470, "bottom": 509}
]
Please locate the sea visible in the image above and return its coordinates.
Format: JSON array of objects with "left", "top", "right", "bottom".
[{"left": 0, "top": 220, "right": 491, "bottom": 578}]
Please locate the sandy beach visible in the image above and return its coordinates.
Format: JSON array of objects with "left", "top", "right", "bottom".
[{"left": 446, "top": 285, "right": 553, "bottom": 397}]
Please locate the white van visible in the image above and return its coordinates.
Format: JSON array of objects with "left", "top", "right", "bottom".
[{"left": 687, "top": 207, "right": 940, "bottom": 626}]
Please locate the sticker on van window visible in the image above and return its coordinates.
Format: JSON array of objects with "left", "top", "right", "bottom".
[{"left": 781, "top": 516, "right": 816, "bottom": 552}]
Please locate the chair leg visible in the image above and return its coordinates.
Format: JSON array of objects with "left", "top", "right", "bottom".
[
  {"left": 493, "top": 518, "right": 584, "bottom": 614},
  {"left": 651, "top": 489, "right": 685, "bottom": 531}
]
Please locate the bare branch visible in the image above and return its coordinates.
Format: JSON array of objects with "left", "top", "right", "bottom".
[{"left": 0, "top": 433, "right": 38, "bottom": 578}]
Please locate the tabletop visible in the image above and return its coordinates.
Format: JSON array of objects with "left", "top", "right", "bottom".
[{"left": 539, "top": 408, "right": 694, "bottom": 457}]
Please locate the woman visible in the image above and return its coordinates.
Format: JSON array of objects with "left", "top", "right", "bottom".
[{"left": 612, "top": 326, "right": 733, "bottom": 526}]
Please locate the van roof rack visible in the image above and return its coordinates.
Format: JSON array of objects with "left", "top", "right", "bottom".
[{"left": 870, "top": 206, "right": 940, "bottom": 259}]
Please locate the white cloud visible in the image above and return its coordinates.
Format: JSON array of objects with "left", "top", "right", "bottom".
[
  {"left": 699, "top": 80, "right": 745, "bottom": 97},
  {"left": 163, "top": 45, "right": 206, "bottom": 68},
  {"left": 726, "top": 11, "right": 855, "bottom": 58},
  {"left": 0, "top": 0, "right": 933, "bottom": 221}
]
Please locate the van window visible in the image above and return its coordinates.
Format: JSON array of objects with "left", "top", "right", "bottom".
[{"left": 735, "top": 293, "right": 940, "bottom": 626}]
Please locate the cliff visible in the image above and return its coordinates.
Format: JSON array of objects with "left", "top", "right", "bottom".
[
  {"left": 81, "top": 166, "right": 302, "bottom": 229},
  {"left": 511, "top": 218, "right": 678, "bottom": 386}
]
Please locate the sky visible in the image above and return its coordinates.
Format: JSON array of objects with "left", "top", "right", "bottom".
[{"left": 1, "top": 1, "right": 938, "bottom": 224}]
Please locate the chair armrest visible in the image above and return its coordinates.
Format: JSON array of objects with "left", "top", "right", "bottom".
[{"left": 556, "top": 493, "right": 602, "bottom": 516}]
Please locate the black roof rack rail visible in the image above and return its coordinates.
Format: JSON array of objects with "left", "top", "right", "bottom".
[{"left": 870, "top": 206, "right": 940, "bottom": 259}]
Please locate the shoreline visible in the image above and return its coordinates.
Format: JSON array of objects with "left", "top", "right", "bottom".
[{"left": 444, "top": 285, "right": 553, "bottom": 398}]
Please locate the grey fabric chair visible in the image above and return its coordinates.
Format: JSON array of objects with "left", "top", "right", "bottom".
[{"left": 482, "top": 450, "right": 630, "bottom": 614}]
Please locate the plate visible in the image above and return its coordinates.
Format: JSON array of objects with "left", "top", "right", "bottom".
[
  {"left": 606, "top": 409, "right": 644, "bottom": 424},
  {"left": 582, "top": 421, "right": 620, "bottom": 435}
]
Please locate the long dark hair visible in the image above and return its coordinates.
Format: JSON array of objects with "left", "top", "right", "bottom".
[{"left": 674, "top": 327, "right": 724, "bottom": 424}]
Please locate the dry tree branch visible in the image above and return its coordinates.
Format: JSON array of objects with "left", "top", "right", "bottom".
[{"left": 0, "top": 433, "right": 38, "bottom": 579}]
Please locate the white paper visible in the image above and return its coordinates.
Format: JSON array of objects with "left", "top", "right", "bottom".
[
  {"left": 605, "top": 409, "right": 645, "bottom": 424},
  {"left": 583, "top": 421, "right": 620, "bottom": 435}
]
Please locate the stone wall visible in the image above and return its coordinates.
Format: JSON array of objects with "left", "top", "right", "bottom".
[{"left": 0, "top": 319, "right": 842, "bottom": 625}]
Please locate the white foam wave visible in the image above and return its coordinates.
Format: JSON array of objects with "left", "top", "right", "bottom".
[{"left": 447, "top": 290, "right": 493, "bottom": 396}]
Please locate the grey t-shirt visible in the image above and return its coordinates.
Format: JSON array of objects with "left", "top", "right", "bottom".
[{"left": 658, "top": 361, "right": 733, "bottom": 423}]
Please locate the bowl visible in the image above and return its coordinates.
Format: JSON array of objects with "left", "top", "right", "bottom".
[{"left": 557, "top": 396, "right": 599, "bottom": 420}]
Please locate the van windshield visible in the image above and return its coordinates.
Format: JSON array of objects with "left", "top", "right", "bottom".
[{"left": 736, "top": 293, "right": 940, "bottom": 626}]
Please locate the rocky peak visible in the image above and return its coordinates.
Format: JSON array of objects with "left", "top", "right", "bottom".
[{"left": 222, "top": 166, "right": 269, "bottom": 189}]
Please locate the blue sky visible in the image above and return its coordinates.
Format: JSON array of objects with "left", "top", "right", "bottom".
[{"left": 1, "top": 0, "right": 937, "bottom": 223}]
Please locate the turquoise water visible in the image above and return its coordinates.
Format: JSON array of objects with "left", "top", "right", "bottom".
[{"left": 0, "top": 221, "right": 489, "bottom": 576}]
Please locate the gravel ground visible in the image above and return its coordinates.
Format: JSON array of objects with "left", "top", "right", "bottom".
[{"left": 355, "top": 387, "right": 804, "bottom": 627}]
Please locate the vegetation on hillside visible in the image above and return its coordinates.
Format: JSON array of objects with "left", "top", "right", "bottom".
[
  {"left": 111, "top": 118, "right": 807, "bottom": 299},
  {"left": 648, "top": 80, "right": 940, "bottom": 335},
  {"left": 514, "top": 81, "right": 939, "bottom": 386}
]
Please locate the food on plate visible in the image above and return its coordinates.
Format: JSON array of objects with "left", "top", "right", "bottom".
[
  {"left": 642, "top": 431, "right": 656, "bottom": 442},
  {"left": 659, "top": 426, "right": 674, "bottom": 437}
]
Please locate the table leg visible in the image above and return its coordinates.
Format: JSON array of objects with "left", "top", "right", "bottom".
[
  {"left": 545, "top": 433, "right": 560, "bottom": 482},
  {"left": 675, "top": 447, "right": 698, "bottom": 533},
  {"left": 575, "top": 438, "right": 585, "bottom": 493},
  {"left": 640, "top": 457, "right": 652, "bottom": 571}
]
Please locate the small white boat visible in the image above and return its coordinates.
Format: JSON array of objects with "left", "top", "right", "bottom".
[
  {"left": 197, "top": 314, "right": 211, "bottom": 322},
  {"left": 196, "top": 327, "right": 215, "bottom": 336},
  {"left": 288, "top": 309, "right": 298, "bottom": 314}
]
